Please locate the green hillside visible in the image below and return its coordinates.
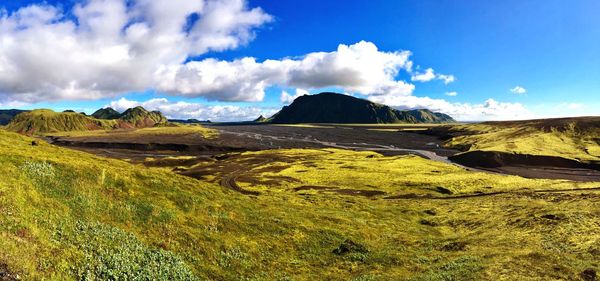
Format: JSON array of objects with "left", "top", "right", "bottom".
[
  {"left": 1, "top": 128, "right": 599, "bottom": 280},
  {"left": 444, "top": 117, "right": 600, "bottom": 161},
  {"left": 91, "top": 107, "right": 121, "bottom": 120},
  {"left": 119, "top": 106, "right": 168, "bottom": 128},
  {"left": 6, "top": 108, "right": 168, "bottom": 135},
  {"left": 5, "top": 109, "right": 116, "bottom": 135}
]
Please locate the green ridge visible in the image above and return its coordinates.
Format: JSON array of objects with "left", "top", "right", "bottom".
[{"left": 6, "top": 107, "right": 168, "bottom": 135}]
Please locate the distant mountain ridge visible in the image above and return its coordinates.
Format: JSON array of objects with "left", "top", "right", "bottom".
[
  {"left": 0, "top": 109, "right": 29, "bottom": 125},
  {"left": 169, "top": 119, "right": 212, "bottom": 124},
  {"left": 6, "top": 107, "right": 167, "bottom": 135},
  {"left": 269, "top": 92, "right": 455, "bottom": 124}
]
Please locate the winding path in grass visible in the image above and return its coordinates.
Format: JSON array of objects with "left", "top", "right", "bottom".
[{"left": 219, "top": 159, "right": 272, "bottom": 196}]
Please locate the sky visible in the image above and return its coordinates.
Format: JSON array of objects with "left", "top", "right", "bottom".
[{"left": 0, "top": 0, "right": 598, "bottom": 121}]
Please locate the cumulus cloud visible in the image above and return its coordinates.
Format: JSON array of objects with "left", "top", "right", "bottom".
[
  {"left": 3, "top": 1, "right": 536, "bottom": 122},
  {"left": 445, "top": 91, "right": 458, "bottom": 97},
  {"left": 510, "top": 86, "right": 527, "bottom": 94},
  {"left": 0, "top": 0, "right": 272, "bottom": 103},
  {"left": 108, "top": 97, "right": 277, "bottom": 122},
  {"left": 0, "top": 3, "right": 435, "bottom": 105},
  {"left": 280, "top": 89, "right": 309, "bottom": 104},
  {"left": 369, "top": 95, "right": 532, "bottom": 121},
  {"left": 0, "top": 0, "right": 451, "bottom": 106},
  {"left": 157, "top": 41, "right": 417, "bottom": 101},
  {"left": 411, "top": 68, "right": 455, "bottom": 84}
]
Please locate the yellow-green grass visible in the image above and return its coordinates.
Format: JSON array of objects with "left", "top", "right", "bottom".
[
  {"left": 271, "top": 124, "right": 336, "bottom": 129},
  {"left": 446, "top": 121, "right": 600, "bottom": 161},
  {"left": 218, "top": 149, "right": 598, "bottom": 196},
  {"left": 6, "top": 109, "right": 117, "bottom": 135},
  {"left": 366, "top": 128, "right": 400, "bottom": 132},
  {"left": 2, "top": 128, "right": 600, "bottom": 280},
  {"left": 48, "top": 124, "right": 219, "bottom": 139}
]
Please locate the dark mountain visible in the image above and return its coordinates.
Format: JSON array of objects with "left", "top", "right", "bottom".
[
  {"left": 92, "top": 107, "right": 121, "bottom": 120},
  {"left": 254, "top": 115, "right": 269, "bottom": 123},
  {"left": 269, "top": 92, "right": 455, "bottom": 124},
  {"left": 0, "top": 109, "right": 29, "bottom": 125}
]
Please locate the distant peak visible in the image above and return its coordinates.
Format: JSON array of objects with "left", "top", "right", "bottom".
[
  {"left": 127, "top": 106, "right": 147, "bottom": 112},
  {"left": 269, "top": 92, "right": 455, "bottom": 124}
]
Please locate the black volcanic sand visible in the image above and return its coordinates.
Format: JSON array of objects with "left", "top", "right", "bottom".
[
  {"left": 48, "top": 124, "right": 458, "bottom": 158},
  {"left": 46, "top": 124, "right": 600, "bottom": 182},
  {"left": 450, "top": 151, "right": 600, "bottom": 182}
]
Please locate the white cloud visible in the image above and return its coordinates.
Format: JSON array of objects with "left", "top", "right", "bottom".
[
  {"left": 108, "top": 97, "right": 277, "bottom": 122},
  {"left": 157, "top": 41, "right": 417, "bottom": 101},
  {"left": 0, "top": 100, "right": 28, "bottom": 108},
  {"left": 0, "top": 0, "right": 457, "bottom": 106},
  {"left": 445, "top": 91, "right": 458, "bottom": 97},
  {"left": 280, "top": 89, "right": 309, "bottom": 104},
  {"left": 560, "top": 102, "right": 584, "bottom": 110},
  {"left": 4, "top": 1, "right": 542, "bottom": 123},
  {"left": 0, "top": 0, "right": 272, "bottom": 104},
  {"left": 411, "top": 68, "right": 455, "bottom": 84},
  {"left": 369, "top": 95, "right": 532, "bottom": 121},
  {"left": 411, "top": 68, "right": 436, "bottom": 82},
  {"left": 510, "top": 86, "right": 527, "bottom": 94},
  {"left": 438, "top": 74, "right": 456, "bottom": 84}
]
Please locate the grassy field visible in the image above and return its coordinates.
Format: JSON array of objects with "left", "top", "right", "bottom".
[
  {"left": 445, "top": 118, "right": 600, "bottom": 161},
  {"left": 179, "top": 149, "right": 599, "bottom": 198},
  {"left": 48, "top": 124, "right": 219, "bottom": 139},
  {"left": 1, "top": 128, "right": 600, "bottom": 280}
]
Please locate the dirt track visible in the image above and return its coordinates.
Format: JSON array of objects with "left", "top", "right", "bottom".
[{"left": 218, "top": 160, "right": 267, "bottom": 196}]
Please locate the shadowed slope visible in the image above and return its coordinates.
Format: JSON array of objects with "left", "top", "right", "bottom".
[
  {"left": 91, "top": 107, "right": 121, "bottom": 120},
  {"left": 0, "top": 109, "right": 29, "bottom": 125},
  {"left": 270, "top": 92, "right": 455, "bottom": 124}
]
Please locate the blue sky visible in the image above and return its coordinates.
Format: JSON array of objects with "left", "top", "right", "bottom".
[{"left": 0, "top": 0, "right": 598, "bottom": 120}]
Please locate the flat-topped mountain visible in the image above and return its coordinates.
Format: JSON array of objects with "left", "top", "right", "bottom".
[
  {"left": 6, "top": 107, "right": 167, "bottom": 135},
  {"left": 269, "top": 92, "right": 455, "bottom": 124}
]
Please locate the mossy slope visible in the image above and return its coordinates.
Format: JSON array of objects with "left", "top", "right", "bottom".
[
  {"left": 6, "top": 107, "right": 168, "bottom": 135},
  {"left": 6, "top": 109, "right": 116, "bottom": 135},
  {"left": 1, "top": 128, "right": 599, "bottom": 280},
  {"left": 445, "top": 117, "right": 600, "bottom": 161}
]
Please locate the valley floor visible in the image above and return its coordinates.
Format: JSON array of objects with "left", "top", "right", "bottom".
[{"left": 1, "top": 124, "right": 600, "bottom": 280}]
